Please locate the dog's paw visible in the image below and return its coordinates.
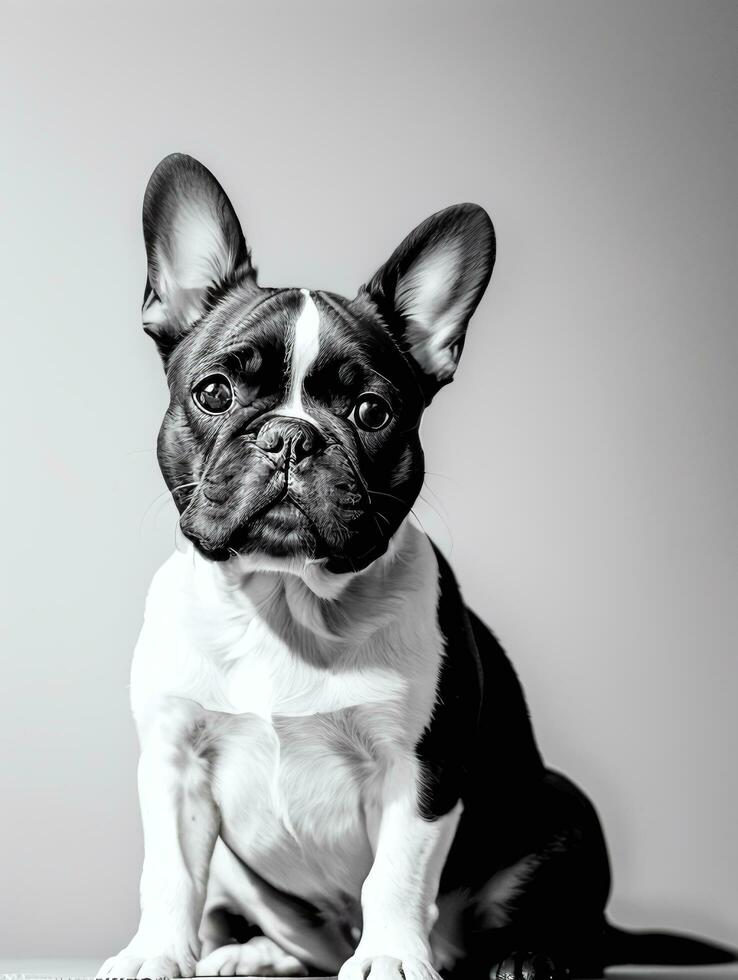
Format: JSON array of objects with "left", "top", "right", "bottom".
[
  {"left": 96, "top": 948, "right": 198, "bottom": 979},
  {"left": 338, "top": 954, "right": 441, "bottom": 980},
  {"left": 196, "top": 937, "right": 308, "bottom": 977}
]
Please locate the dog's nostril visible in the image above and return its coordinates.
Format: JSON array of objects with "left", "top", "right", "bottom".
[
  {"left": 292, "top": 431, "right": 315, "bottom": 462},
  {"left": 260, "top": 432, "right": 284, "bottom": 454}
]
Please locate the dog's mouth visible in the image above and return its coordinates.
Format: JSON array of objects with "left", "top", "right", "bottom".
[
  {"left": 181, "top": 488, "right": 323, "bottom": 563},
  {"left": 180, "top": 486, "right": 400, "bottom": 572}
]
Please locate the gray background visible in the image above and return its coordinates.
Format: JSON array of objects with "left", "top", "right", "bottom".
[{"left": 1, "top": 0, "right": 736, "bottom": 957}]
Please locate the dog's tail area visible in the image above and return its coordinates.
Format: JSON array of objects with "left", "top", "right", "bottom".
[{"left": 603, "top": 921, "right": 737, "bottom": 966}]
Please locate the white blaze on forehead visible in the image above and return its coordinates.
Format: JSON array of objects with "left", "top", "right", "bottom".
[{"left": 281, "top": 288, "right": 321, "bottom": 420}]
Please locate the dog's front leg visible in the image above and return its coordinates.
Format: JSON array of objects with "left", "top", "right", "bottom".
[
  {"left": 98, "top": 701, "right": 219, "bottom": 979},
  {"left": 340, "top": 757, "right": 462, "bottom": 980}
]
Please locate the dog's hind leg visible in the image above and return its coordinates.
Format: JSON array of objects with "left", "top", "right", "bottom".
[
  {"left": 445, "top": 771, "right": 613, "bottom": 979},
  {"left": 197, "top": 837, "right": 353, "bottom": 975},
  {"left": 199, "top": 898, "right": 308, "bottom": 977}
]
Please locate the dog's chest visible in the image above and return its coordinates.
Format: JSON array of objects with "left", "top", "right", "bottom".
[
  {"left": 208, "top": 706, "right": 378, "bottom": 905},
  {"left": 181, "top": 638, "right": 411, "bottom": 907}
]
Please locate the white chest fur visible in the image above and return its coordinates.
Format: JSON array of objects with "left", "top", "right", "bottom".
[{"left": 129, "top": 522, "right": 444, "bottom": 908}]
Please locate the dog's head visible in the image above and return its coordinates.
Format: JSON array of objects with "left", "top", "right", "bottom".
[{"left": 142, "top": 154, "right": 494, "bottom": 573}]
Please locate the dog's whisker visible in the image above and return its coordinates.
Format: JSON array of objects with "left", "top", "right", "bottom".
[
  {"left": 368, "top": 489, "right": 408, "bottom": 508},
  {"left": 373, "top": 510, "right": 392, "bottom": 530},
  {"left": 408, "top": 507, "right": 430, "bottom": 537},
  {"left": 420, "top": 479, "right": 449, "bottom": 515},
  {"left": 139, "top": 480, "right": 201, "bottom": 535},
  {"left": 417, "top": 489, "right": 454, "bottom": 550},
  {"left": 371, "top": 510, "right": 391, "bottom": 540},
  {"left": 139, "top": 487, "right": 176, "bottom": 533},
  {"left": 171, "top": 481, "right": 201, "bottom": 497}
]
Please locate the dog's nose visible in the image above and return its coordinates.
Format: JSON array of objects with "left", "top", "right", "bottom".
[{"left": 255, "top": 416, "right": 324, "bottom": 463}]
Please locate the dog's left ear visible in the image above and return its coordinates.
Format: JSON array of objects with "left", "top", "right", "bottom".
[
  {"left": 358, "top": 204, "right": 495, "bottom": 401},
  {"left": 142, "top": 153, "right": 254, "bottom": 360}
]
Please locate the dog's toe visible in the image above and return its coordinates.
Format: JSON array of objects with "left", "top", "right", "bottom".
[
  {"left": 96, "top": 954, "right": 141, "bottom": 979},
  {"left": 136, "top": 955, "right": 188, "bottom": 979},
  {"left": 96, "top": 950, "right": 196, "bottom": 980},
  {"left": 363, "top": 957, "right": 402, "bottom": 980},
  {"left": 400, "top": 957, "right": 444, "bottom": 980},
  {"left": 339, "top": 954, "right": 441, "bottom": 980},
  {"left": 197, "top": 938, "right": 307, "bottom": 977},
  {"left": 196, "top": 946, "right": 238, "bottom": 977}
]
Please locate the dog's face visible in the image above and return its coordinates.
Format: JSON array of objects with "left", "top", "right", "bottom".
[{"left": 142, "top": 155, "right": 494, "bottom": 573}]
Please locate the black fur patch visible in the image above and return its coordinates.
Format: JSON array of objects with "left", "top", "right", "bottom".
[{"left": 415, "top": 545, "right": 545, "bottom": 819}]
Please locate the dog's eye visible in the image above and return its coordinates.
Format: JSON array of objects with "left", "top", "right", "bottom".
[
  {"left": 192, "top": 374, "right": 234, "bottom": 415},
  {"left": 351, "top": 393, "right": 392, "bottom": 431}
]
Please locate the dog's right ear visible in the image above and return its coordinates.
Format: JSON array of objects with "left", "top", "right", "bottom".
[{"left": 142, "top": 153, "right": 254, "bottom": 361}]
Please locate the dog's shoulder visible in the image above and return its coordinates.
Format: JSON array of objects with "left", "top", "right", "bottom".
[{"left": 128, "top": 549, "right": 234, "bottom": 722}]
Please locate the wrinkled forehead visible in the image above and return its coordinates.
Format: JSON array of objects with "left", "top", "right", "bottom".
[{"left": 169, "top": 285, "right": 419, "bottom": 398}]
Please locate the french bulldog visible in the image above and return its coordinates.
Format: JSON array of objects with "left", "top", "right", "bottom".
[{"left": 97, "top": 154, "right": 735, "bottom": 980}]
